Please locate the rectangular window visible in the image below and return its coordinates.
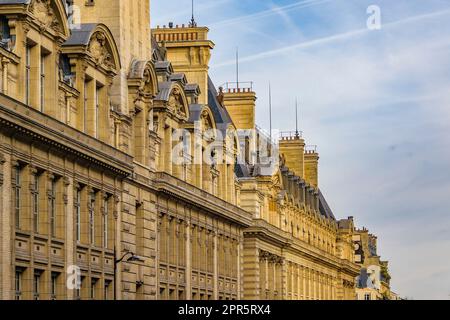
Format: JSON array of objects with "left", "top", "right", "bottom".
[
  {"left": 90, "top": 278, "right": 97, "bottom": 300},
  {"left": 40, "top": 53, "right": 45, "bottom": 111},
  {"left": 75, "top": 188, "right": 81, "bottom": 242},
  {"left": 103, "top": 197, "right": 108, "bottom": 249},
  {"left": 51, "top": 273, "right": 58, "bottom": 300},
  {"left": 95, "top": 86, "right": 100, "bottom": 138},
  {"left": 365, "top": 293, "right": 371, "bottom": 301},
  {"left": 76, "top": 276, "right": 84, "bottom": 300},
  {"left": 14, "top": 166, "right": 21, "bottom": 229},
  {"left": 25, "top": 45, "right": 31, "bottom": 105},
  {"left": 89, "top": 192, "right": 96, "bottom": 246},
  {"left": 84, "top": 81, "right": 88, "bottom": 132},
  {"left": 33, "top": 272, "right": 41, "bottom": 300},
  {"left": 32, "top": 174, "right": 39, "bottom": 234},
  {"left": 50, "top": 178, "right": 57, "bottom": 237},
  {"left": 15, "top": 269, "right": 22, "bottom": 300},
  {"left": 104, "top": 280, "right": 111, "bottom": 300}
]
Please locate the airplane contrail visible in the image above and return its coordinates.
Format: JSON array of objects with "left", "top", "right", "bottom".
[
  {"left": 210, "top": 0, "right": 333, "bottom": 28},
  {"left": 212, "top": 7, "right": 450, "bottom": 69}
]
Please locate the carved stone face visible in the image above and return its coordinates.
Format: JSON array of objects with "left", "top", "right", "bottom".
[{"left": 172, "top": 87, "right": 180, "bottom": 97}]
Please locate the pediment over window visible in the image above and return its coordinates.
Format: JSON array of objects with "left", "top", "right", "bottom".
[
  {"left": 62, "top": 23, "right": 121, "bottom": 74},
  {"left": 129, "top": 59, "right": 159, "bottom": 97},
  {"left": 28, "top": 0, "right": 70, "bottom": 38},
  {"left": 155, "top": 81, "right": 190, "bottom": 120}
]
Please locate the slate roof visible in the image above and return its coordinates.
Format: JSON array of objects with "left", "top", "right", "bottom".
[
  {"left": 318, "top": 189, "right": 336, "bottom": 220},
  {"left": 0, "top": 0, "right": 30, "bottom": 4},
  {"left": 207, "top": 76, "right": 232, "bottom": 128},
  {"left": 63, "top": 23, "right": 98, "bottom": 46}
]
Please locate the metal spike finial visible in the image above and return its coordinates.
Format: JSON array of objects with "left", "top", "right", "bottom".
[
  {"left": 236, "top": 47, "right": 239, "bottom": 90},
  {"left": 269, "top": 83, "right": 273, "bottom": 142},
  {"left": 189, "top": 0, "right": 197, "bottom": 27},
  {"left": 295, "top": 98, "right": 300, "bottom": 138}
]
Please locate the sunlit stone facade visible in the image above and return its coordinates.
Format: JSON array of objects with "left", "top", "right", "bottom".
[{"left": 0, "top": 0, "right": 362, "bottom": 300}]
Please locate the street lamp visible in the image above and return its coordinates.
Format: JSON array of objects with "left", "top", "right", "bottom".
[{"left": 114, "top": 251, "right": 141, "bottom": 300}]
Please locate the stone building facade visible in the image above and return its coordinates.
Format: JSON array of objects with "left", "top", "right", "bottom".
[
  {"left": 354, "top": 228, "right": 393, "bottom": 300},
  {"left": 0, "top": 0, "right": 364, "bottom": 300}
]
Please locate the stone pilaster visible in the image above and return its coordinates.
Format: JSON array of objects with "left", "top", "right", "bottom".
[
  {"left": 185, "top": 221, "right": 192, "bottom": 300},
  {"left": 64, "top": 176, "right": 74, "bottom": 300},
  {"left": 0, "top": 152, "right": 11, "bottom": 299},
  {"left": 114, "top": 193, "right": 122, "bottom": 300}
]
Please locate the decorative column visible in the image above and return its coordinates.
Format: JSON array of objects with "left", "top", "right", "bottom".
[
  {"left": 185, "top": 221, "right": 192, "bottom": 300},
  {"left": 301, "top": 266, "right": 306, "bottom": 300},
  {"left": 2, "top": 58, "right": 9, "bottom": 95},
  {"left": 213, "top": 230, "right": 218, "bottom": 300},
  {"left": 114, "top": 193, "right": 122, "bottom": 300},
  {"left": 281, "top": 258, "right": 287, "bottom": 300},
  {"left": 0, "top": 152, "right": 10, "bottom": 299},
  {"left": 64, "top": 176, "right": 74, "bottom": 300},
  {"left": 237, "top": 236, "right": 242, "bottom": 299}
]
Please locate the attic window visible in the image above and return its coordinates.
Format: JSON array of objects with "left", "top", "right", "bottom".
[{"left": 0, "top": 16, "right": 12, "bottom": 50}]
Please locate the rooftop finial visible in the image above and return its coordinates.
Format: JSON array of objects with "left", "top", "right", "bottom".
[
  {"left": 269, "top": 82, "right": 273, "bottom": 142},
  {"left": 236, "top": 47, "right": 239, "bottom": 90},
  {"left": 189, "top": 0, "right": 197, "bottom": 27},
  {"left": 295, "top": 98, "right": 300, "bottom": 138}
]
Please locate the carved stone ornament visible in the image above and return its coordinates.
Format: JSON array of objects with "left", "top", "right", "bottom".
[
  {"left": 201, "top": 110, "right": 212, "bottom": 131},
  {"left": 88, "top": 31, "right": 114, "bottom": 69},
  {"left": 139, "top": 68, "right": 153, "bottom": 95},
  {"left": 29, "top": 0, "right": 61, "bottom": 33},
  {"left": 168, "top": 87, "right": 185, "bottom": 117}
]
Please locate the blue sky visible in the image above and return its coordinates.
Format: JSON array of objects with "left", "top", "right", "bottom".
[{"left": 152, "top": 0, "right": 450, "bottom": 300}]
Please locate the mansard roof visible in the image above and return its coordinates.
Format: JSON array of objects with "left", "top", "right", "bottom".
[
  {"left": 64, "top": 23, "right": 101, "bottom": 46},
  {"left": 318, "top": 190, "right": 336, "bottom": 220},
  {"left": 207, "top": 76, "right": 233, "bottom": 127}
]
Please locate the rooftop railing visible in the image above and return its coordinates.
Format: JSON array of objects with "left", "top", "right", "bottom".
[
  {"left": 219, "top": 82, "right": 254, "bottom": 93},
  {"left": 280, "top": 131, "right": 303, "bottom": 140}
]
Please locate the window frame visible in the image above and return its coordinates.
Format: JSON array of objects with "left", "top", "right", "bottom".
[
  {"left": 14, "top": 166, "right": 21, "bottom": 229},
  {"left": 50, "top": 178, "right": 57, "bottom": 238},
  {"left": 25, "top": 44, "right": 31, "bottom": 105},
  {"left": 33, "top": 272, "right": 41, "bottom": 300},
  {"left": 40, "top": 53, "right": 45, "bottom": 111},
  {"left": 32, "top": 173, "right": 40, "bottom": 234},
  {"left": 89, "top": 191, "right": 96, "bottom": 246},
  {"left": 75, "top": 188, "right": 81, "bottom": 242},
  {"left": 15, "top": 269, "right": 22, "bottom": 300}
]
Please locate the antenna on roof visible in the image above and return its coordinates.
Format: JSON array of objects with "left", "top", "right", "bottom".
[
  {"left": 236, "top": 47, "right": 239, "bottom": 90},
  {"left": 269, "top": 82, "right": 273, "bottom": 142},
  {"left": 189, "top": 0, "right": 197, "bottom": 27},
  {"left": 295, "top": 98, "right": 300, "bottom": 138}
]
